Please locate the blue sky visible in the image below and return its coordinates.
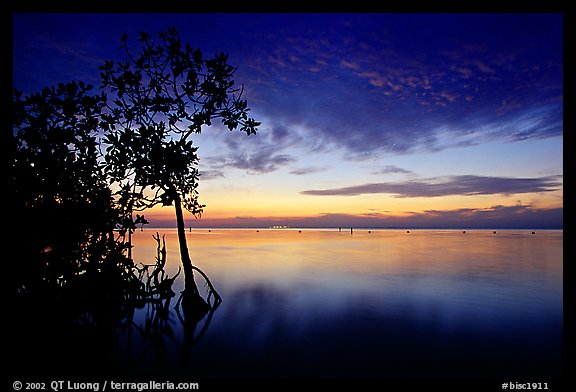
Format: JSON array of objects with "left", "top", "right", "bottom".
[{"left": 12, "top": 12, "right": 564, "bottom": 228}]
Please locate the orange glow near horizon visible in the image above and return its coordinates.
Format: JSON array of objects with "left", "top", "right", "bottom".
[
  {"left": 130, "top": 228, "right": 563, "bottom": 283},
  {"left": 139, "top": 187, "right": 562, "bottom": 228}
]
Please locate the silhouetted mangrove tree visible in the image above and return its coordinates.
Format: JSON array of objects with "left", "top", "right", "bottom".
[{"left": 9, "top": 27, "right": 246, "bottom": 375}]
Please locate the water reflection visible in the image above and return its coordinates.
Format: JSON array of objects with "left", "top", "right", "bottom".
[{"left": 128, "top": 229, "right": 562, "bottom": 379}]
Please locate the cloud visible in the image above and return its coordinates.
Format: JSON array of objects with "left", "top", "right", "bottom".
[
  {"left": 340, "top": 59, "right": 360, "bottom": 70},
  {"left": 290, "top": 167, "right": 327, "bottom": 176},
  {"left": 208, "top": 150, "right": 295, "bottom": 174},
  {"left": 373, "top": 165, "right": 413, "bottom": 175},
  {"left": 301, "top": 175, "right": 562, "bottom": 197},
  {"left": 474, "top": 60, "right": 496, "bottom": 75},
  {"left": 199, "top": 170, "right": 225, "bottom": 180},
  {"left": 406, "top": 205, "right": 563, "bottom": 229},
  {"left": 236, "top": 15, "right": 562, "bottom": 160},
  {"left": 14, "top": 14, "right": 562, "bottom": 179},
  {"left": 203, "top": 123, "right": 302, "bottom": 175},
  {"left": 172, "top": 204, "right": 562, "bottom": 229},
  {"left": 495, "top": 104, "right": 563, "bottom": 141}
]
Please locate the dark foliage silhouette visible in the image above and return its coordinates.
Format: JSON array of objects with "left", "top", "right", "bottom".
[
  {"left": 10, "top": 81, "right": 131, "bottom": 300},
  {"left": 10, "top": 81, "right": 145, "bottom": 375},
  {"left": 9, "top": 27, "right": 240, "bottom": 376},
  {"left": 99, "top": 27, "right": 259, "bottom": 309}
]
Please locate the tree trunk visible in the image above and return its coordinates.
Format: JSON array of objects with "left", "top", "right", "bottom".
[
  {"left": 173, "top": 194, "right": 199, "bottom": 296},
  {"left": 127, "top": 226, "right": 132, "bottom": 260}
]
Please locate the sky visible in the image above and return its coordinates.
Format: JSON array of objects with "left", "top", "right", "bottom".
[{"left": 12, "top": 12, "right": 564, "bottom": 229}]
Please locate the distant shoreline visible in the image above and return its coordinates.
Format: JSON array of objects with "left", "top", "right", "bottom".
[{"left": 134, "top": 226, "right": 563, "bottom": 231}]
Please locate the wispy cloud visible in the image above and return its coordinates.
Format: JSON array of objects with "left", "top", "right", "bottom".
[
  {"left": 236, "top": 14, "right": 562, "bottom": 161},
  {"left": 207, "top": 150, "right": 295, "bottom": 174},
  {"left": 310, "top": 204, "right": 563, "bottom": 228},
  {"left": 290, "top": 167, "right": 327, "bottom": 176},
  {"left": 405, "top": 204, "right": 563, "bottom": 228},
  {"left": 373, "top": 165, "right": 413, "bottom": 175},
  {"left": 199, "top": 170, "right": 225, "bottom": 181},
  {"left": 203, "top": 122, "right": 302, "bottom": 174},
  {"left": 174, "top": 204, "right": 562, "bottom": 229},
  {"left": 301, "top": 175, "right": 562, "bottom": 197}
]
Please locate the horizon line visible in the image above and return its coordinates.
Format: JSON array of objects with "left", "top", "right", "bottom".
[{"left": 135, "top": 226, "right": 563, "bottom": 230}]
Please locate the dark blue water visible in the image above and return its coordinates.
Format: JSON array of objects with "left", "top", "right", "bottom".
[
  {"left": 12, "top": 229, "right": 562, "bottom": 387},
  {"left": 125, "top": 229, "right": 563, "bottom": 381}
]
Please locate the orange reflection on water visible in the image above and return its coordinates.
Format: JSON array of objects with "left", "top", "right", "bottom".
[
  {"left": 127, "top": 228, "right": 562, "bottom": 379},
  {"left": 131, "top": 228, "right": 562, "bottom": 302}
]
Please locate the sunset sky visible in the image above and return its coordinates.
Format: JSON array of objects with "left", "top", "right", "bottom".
[{"left": 12, "top": 13, "right": 563, "bottom": 228}]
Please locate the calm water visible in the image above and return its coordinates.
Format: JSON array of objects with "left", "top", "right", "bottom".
[{"left": 120, "top": 228, "right": 563, "bottom": 381}]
